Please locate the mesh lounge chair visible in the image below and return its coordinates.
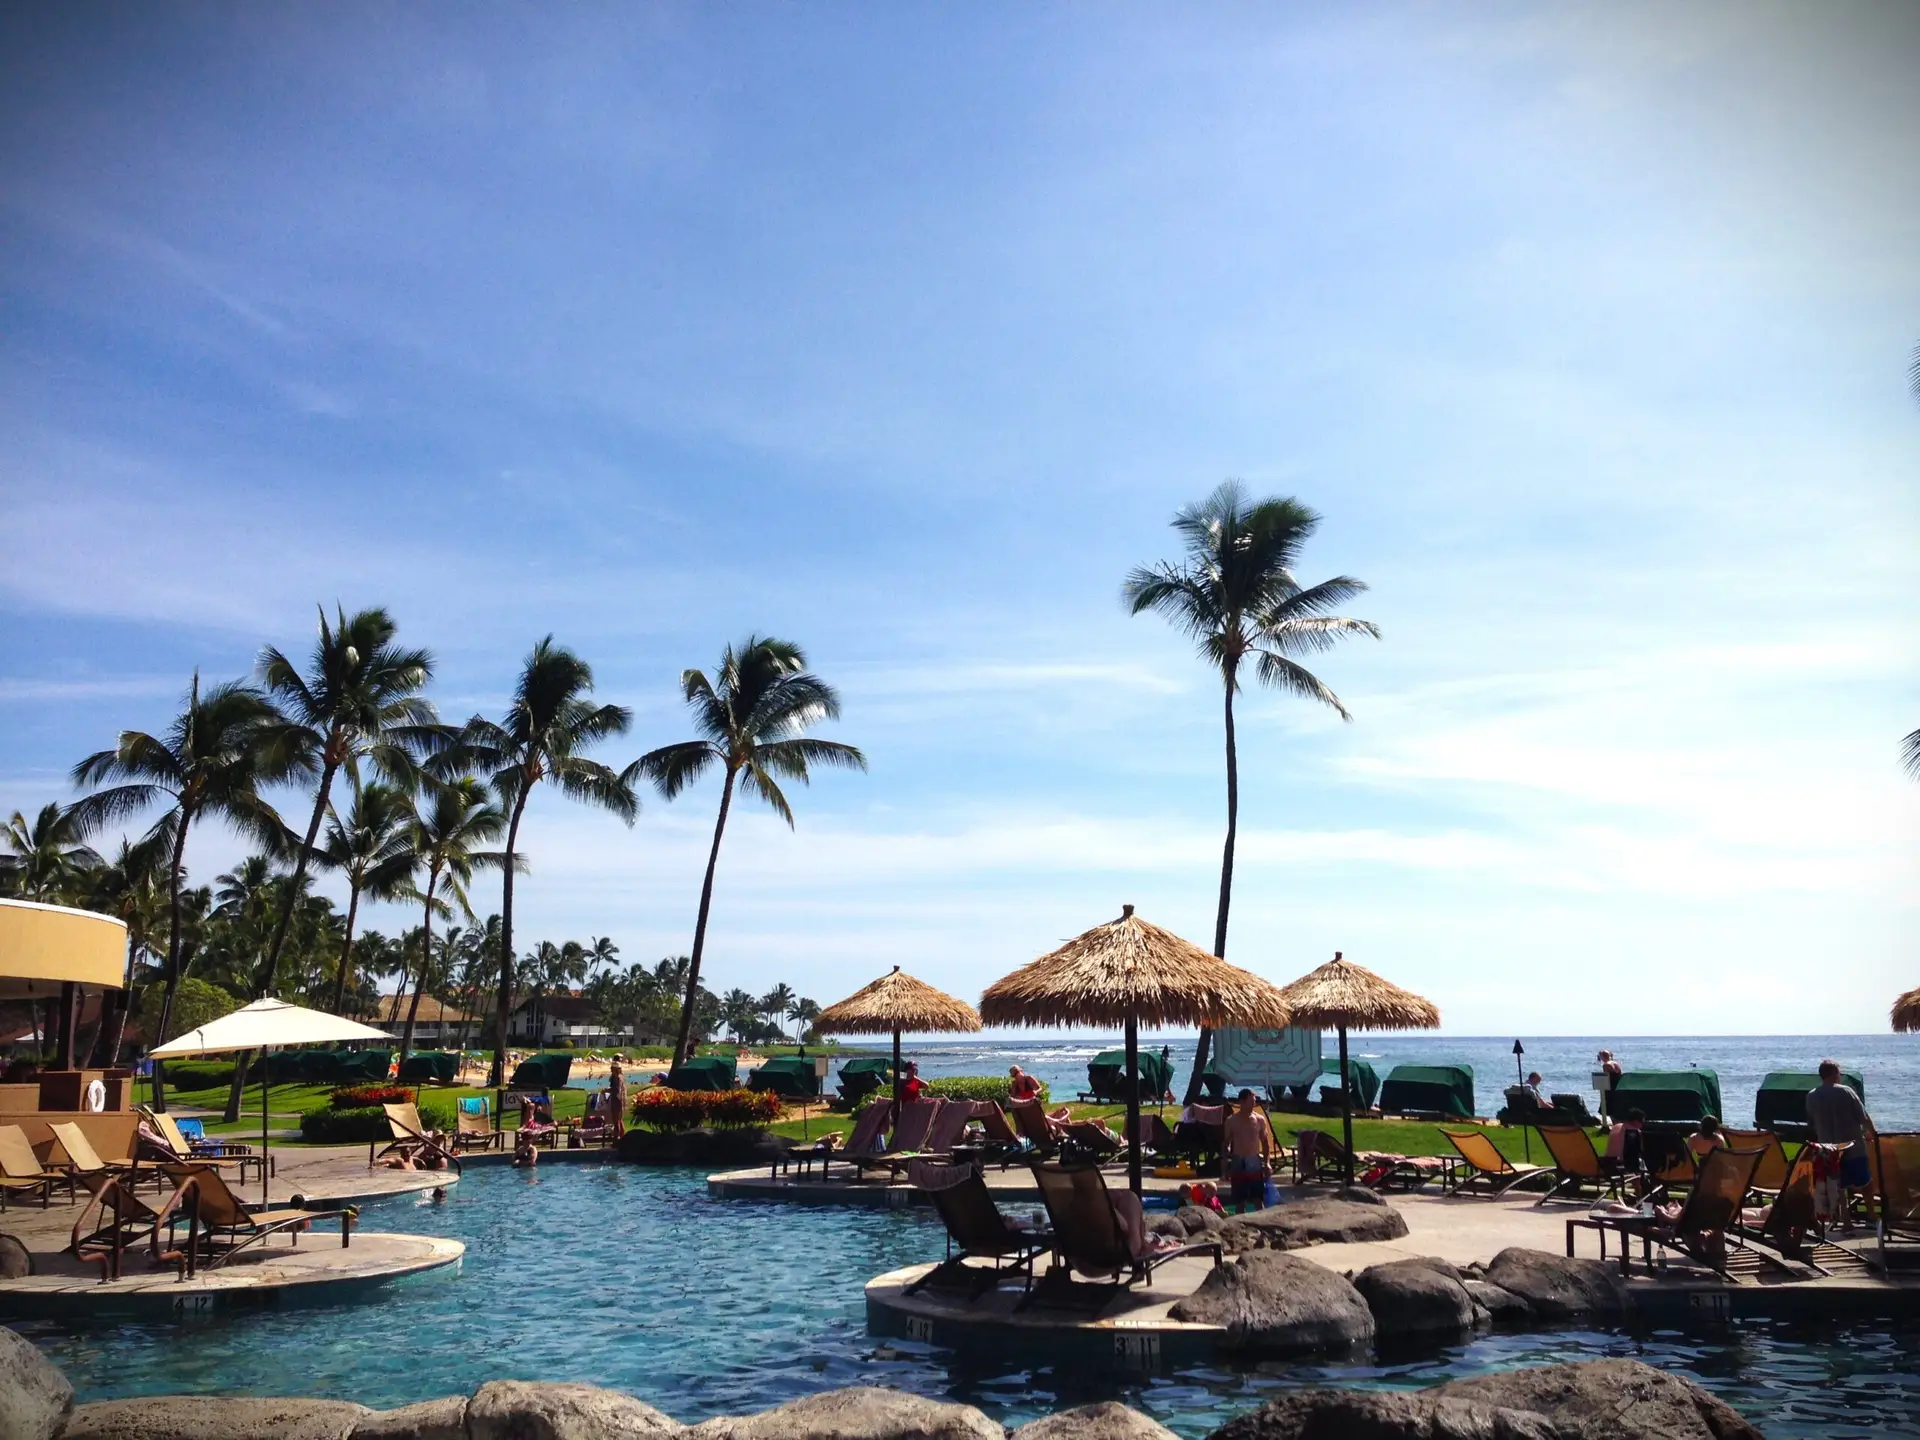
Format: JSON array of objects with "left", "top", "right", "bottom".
[
  {"left": 1025, "top": 1162, "right": 1221, "bottom": 1308},
  {"left": 1441, "top": 1128, "right": 1553, "bottom": 1196},
  {"left": 0, "top": 1125, "right": 68, "bottom": 1209},
  {"left": 47, "top": 1121, "right": 142, "bottom": 1194},
  {"left": 1058, "top": 1118, "right": 1125, "bottom": 1162},
  {"left": 1874, "top": 1132, "right": 1920, "bottom": 1267},
  {"left": 155, "top": 1163, "right": 352, "bottom": 1277},
  {"left": 454, "top": 1097, "right": 505, "bottom": 1152},
  {"left": 1124, "top": 1112, "right": 1179, "bottom": 1159},
  {"left": 1007, "top": 1099, "right": 1063, "bottom": 1158},
  {"left": 370, "top": 1103, "right": 463, "bottom": 1174},
  {"left": 904, "top": 1159, "right": 1050, "bottom": 1298},
  {"left": 1723, "top": 1129, "right": 1792, "bottom": 1195},
  {"left": 1173, "top": 1105, "right": 1227, "bottom": 1174},
  {"left": 793, "top": 1100, "right": 894, "bottom": 1180},
  {"left": 1583, "top": 1146, "right": 1768, "bottom": 1280},
  {"left": 69, "top": 1173, "right": 164, "bottom": 1281},
  {"left": 140, "top": 1110, "right": 262, "bottom": 1188},
  {"left": 1294, "top": 1128, "right": 1435, "bottom": 1189},
  {"left": 1534, "top": 1126, "right": 1624, "bottom": 1205},
  {"left": 851, "top": 1099, "right": 945, "bottom": 1179},
  {"left": 966, "top": 1101, "right": 1026, "bottom": 1167}
]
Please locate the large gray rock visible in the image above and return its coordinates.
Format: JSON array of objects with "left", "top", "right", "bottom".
[
  {"left": 1462, "top": 1279, "right": 1531, "bottom": 1323},
  {"left": 1205, "top": 1389, "right": 1559, "bottom": 1439},
  {"left": 1352, "top": 1258, "right": 1476, "bottom": 1341},
  {"left": 0, "top": 1238, "right": 31, "bottom": 1281},
  {"left": 1176, "top": 1205, "right": 1227, "bottom": 1235},
  {"left": 60, "top": 1397, "right": 371, "bottom": 1440},
  {"left": 468, "top": 1381, "right": 681, "bottom": 1438},
  {"left": 350, "top": 1396, "right": 469, "bottom": 1439},
  {"left": 0, "top": 1326, "right": 70, "bottom": 1440},
  {"left": 686, "top": 1386, "right": 1001, "bottom": 1439},
  {"left": 1168, "top": 1252, "right": 1374, "bottom": 1354},
  {"left": 1012, "top": 1401, "right": 1181, "bottom": 1439},
  {"left": 1436, "top": 1359, "right": 1763, "bottom": 1439},
  {"left": 1237, "top": 1196, "right": 1408, "bottom": 1248},
  {"left": 1483, "top": 1249, "right": 1632, "bottom": 1322}
]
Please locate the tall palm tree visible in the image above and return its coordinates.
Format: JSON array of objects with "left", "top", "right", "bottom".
[
  {"left": 788, "top": 995, "right": 821, "bottom": 1040},
  {"left": 639, "top": 637, "right": 866, "bottom": 1065},
  {"left": 0, "top": 803, "right": 105, "bottom": 900},
  {"left": 760, "top": 982, "right": 796, "bottom": 1038},
  {"left": 721, "top": 988, "right": 758, "bottom": 1042},
  {"left": 320, "top": 780, "right": 415, "bottom": 1015},
  {"left": 68, "top": 674, "right": 296, "bottom": 1109},
  {"left": 1125, "top": 483, "right": 1379, "bottom": 1101},
  {"left": 82, "top": 837, "right": 166, "bottom": 1066},
  {"left": 396, "top": 778, "right": 509, "bottom": 1061},
  {"left": 447, "top": 637, "right": 639, "bottom": 1085}
]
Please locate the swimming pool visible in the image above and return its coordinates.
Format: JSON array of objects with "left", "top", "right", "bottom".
[{"left": 18, "top": 1164, "right": 1920, "bottom": 1436}]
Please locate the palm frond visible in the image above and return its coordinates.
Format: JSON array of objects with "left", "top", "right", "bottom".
[
  {"left": 740, "top": 763, "right": 795, "bottom": 827},
  {"left": 65, "top": 784, "right": 168, "bottom": 834},
  {"left": 553, "top": 758, "right": 639, "bottom": 823},
  {"left": 1904, "top": 727, "right": 1920, "bottom": 780},
  {"left": 1259, "top": 614, "right": 1383, "bottom": 656},
  {"left": 1252, "top": 649, "right": 1354, "bottom": 720},
  {"left": 1263, "top": 576, "right": 1373, "bottom": 622},
  {"left": 753, "top": 737, "right": 868, "bottom": 781},
  {"left": 637, "top": 741, "right": 721, "bottom": 800}
]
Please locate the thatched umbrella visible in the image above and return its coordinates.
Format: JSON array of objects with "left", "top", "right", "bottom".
[
  {"left": 815, "top": 966, "right": 981, "bottom": 1116},
  {"left": 1275, "top": 951, "right": 1440, "bottom": 1184},
  {"left": 981, "top": 904, "right": 1292, "bottom": 1194},
  {"left": 1893, "top": 987, "right": 1920, "bottom": 1034}
]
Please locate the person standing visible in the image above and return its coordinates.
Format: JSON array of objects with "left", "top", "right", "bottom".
[
  {"left": 1806, "top": 1060, "right": 1871, "bottom": 1226},
  {"left": 607, "top": 1056, "right": 628, "bottom": 1141},
  {"left": 1595, "top": 1049, "right": 1623, "bottom": 1122},
  {"left": 1007, "top": 1065, "right": 1041, "bottom": 1103},
  {"left": 1223, "top": 1088, "right": 1277, "bottom": 1214}
]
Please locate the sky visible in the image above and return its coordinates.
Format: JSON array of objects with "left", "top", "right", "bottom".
[{"left": 1, "top": 3, "right": 1915, "bottom": 1036}]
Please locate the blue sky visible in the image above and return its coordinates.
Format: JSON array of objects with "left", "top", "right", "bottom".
[{"left": 2, "top": 3, "right": 1915, "bottom": 1034}]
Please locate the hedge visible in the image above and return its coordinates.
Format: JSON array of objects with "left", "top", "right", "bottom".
[
  {"left": 630, "top": 1087, "right": 782, "bottom": 1132},
  {"left": 300, "top": 1101, "right": 453, "bottom": 1144},
  {"left": 923, "top": 1075, "right": 1049, "bottom": 1107},
  {"left": 331, "top": 1085, "right": 415, "bottom": 1109}
]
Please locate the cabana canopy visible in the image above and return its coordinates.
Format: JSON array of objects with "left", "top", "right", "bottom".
[
  {"left": 981, "top": 904, "right": 1290, "bottom": 1193},
  {"left": 1380, "top": 1063, "right": 1475, "bottom": 1119},
  {"left": 1755, "top": 1069, "right": 1865, "bottom": 1135},
  {"left": 1609, "top": 1070, "right": 1723, "bottom": 1127}
]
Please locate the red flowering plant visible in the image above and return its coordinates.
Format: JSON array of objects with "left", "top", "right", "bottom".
[
  {"left": 330, "top": 1084, "right": 416, "bottom": 1109},
  {"left": 629, "top": 1087, "right": 783, "bottom": 1132}
]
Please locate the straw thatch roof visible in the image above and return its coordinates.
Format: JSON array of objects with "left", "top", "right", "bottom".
[
  {"left": 1274, "top": 951, "right": 1440, "bottom": 1032},
  {"left": 1893, "top": 986, "right": 1920, "bottom": 1034},
  {"left": 815, "top": 966, "right": 982, "bottom": 1036},
  {"left": 980, "top": 905, "right": 1291, "bottom": 1030}
]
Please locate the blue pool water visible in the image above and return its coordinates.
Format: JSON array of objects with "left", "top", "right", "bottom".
[{"left": 17, "top": 1165, "right": 1920, "bottom": 1437}]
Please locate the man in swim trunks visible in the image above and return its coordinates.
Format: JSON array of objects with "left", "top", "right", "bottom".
[{"left": 1223, "top": 1088, "right": 1277, "bottom": 1214}]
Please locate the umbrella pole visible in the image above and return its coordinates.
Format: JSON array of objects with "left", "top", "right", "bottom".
[
  {"left": 261, "top": 1046, "right": 271, "bottom": 1207},
  {"left": 892, "top": 1028, "right": 902, "bottom": 1123},
  {"left": 1339, "top": 1024, "right": 1354, "bottom": 1188},
  {"left": 1125, "top": 1014, "right": 1142, "bottom": 1195}
]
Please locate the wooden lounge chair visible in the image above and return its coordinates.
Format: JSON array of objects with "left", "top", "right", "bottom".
[
  {"left": 0, "top": 1124, "right": 69, "bottom": 1209},
  {"left": 155, "top": 1164, "right": 352, "bottom": 1277},
  {"left": 904, "top": 1159, "right": 1050, "bottom": 1298},
  {"left": 1025, "top": 1162, "right": 1221, "bottom": 1308},
  {"left": 453, "top": 1097, "right": 505, "bottom": 1152},
  {"left": 140, "top": 1109, "right": 262, "bottom": 1188},
  {"left": 1533, "top": 1126, "right": 1624, "bottom": 1205},
  {"left": 851, "top": 1099, "right": 945, "bottom": 1179},
  {"left": 1579, "top": 1146, "right": 1768, "bottom": 1280},
  {"left": 1873, "top": 1131, "right": 1920, "bottom": 1267},
  {"left": 370, "top": 1102, "right": 463, "bottom": 1174},
  {"left": 1440, "top": 1128, "right": 1553, "bottom": 1195}
]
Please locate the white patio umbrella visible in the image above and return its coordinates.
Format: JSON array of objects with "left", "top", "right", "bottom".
[{"left": 150, "top": 998, "right": 392, "bottom": 1203}]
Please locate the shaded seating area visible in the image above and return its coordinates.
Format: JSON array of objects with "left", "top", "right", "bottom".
[
  {"left": 155, "top": 1164, "right": 352, "bottom": 1278},
  {"left": 1025, "top": 1162, "right": 1221, "bottom": 1306},
  {"left": 748, "top": 1056, "right": 822, "bottom": 1100},
  {"left": 510, "top": 1053, "right": 575, "bottom": 1089},
  {"left": 1079, "top": 1048, "right": 1172, "bottom": 1104},
  {"left": 905, "top": 1159, "right": 1050, "bottom": 1299},
  {"left": 397, "top": 1051, "right": 458, "bottom": 1085},
  {"left": 1294, "top": 1127, "right": 1436, "bottom": 1190},
  {"left": 1315, "top": 1056, "right": 1380, "bottom": 1110},
  {"left": 665, "top": 1055, "right": 736, "bottom": 1092},
  {"left": 791, "top": 1099, "right": 891, "bottom": 1180},
  {"left": 1755, "top": 1070, "right": 1864, "bottom": 1141},
  {"left": 1441, "top": 1127, "right": 1552, "bottom": 1195},
  {"left": 849, "top": 1098, "right": 944, "bottom": 1179},
  {"left": 1379, "top": 1064, "right": 1474, "bottom": 1120},
  {"left": 1610, "top": 1070, "right": 1723, "bottom": 1130}
]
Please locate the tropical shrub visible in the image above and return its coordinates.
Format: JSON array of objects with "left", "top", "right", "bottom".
[
  {"left": 330, "top": 1085, "right": 416, "bottom": 1109},
  {"left": 136, "top": 976, "right": 239, "bottom": 1048},
  {"left": 157, "top": 1061, "right": 239, "bottom": 1092},
  {"left": 923, "top": 1075, "right": 1048, "bottom": 1107},
  {"left": 300, "top": 1100, "right": 452, "bottom": 1144},
  {"left": 629, "top": 1087, "right": 782, "bottom": 1132}
]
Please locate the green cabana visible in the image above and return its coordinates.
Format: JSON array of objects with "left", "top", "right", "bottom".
[
  {"left": 748, "top": 1055, "right": 821, "bottom": 1099},
  {"left": 1379, "top": 1063, "right": 1474, "bottom": 1118},
  {"left": 1755, "top": 1070, "right": 1864, "bottom": 1136},
  {"left": 1319, "top": 1056, "right": 1380, "bottom": 1108},
  {"left": 1084, "top": 1047, "right": 1174, "bottom": 1103},
  {"left": 667, "top": 1054, "right": 737, "bottom": 1091},
  {"left": 509, "top": 1052, "right": 574, "bottom": 1089},
  {"left": 398, "top": 1051, "right": 457, "bottom": 1084},
  {"left": 836, "top": 1056, "right": 894, "bottom": 1104},
  {"left": 339, "top": 1049, "right": 392, "bottom": 1082},
  {"left": 1610, "top": 1070, "right": 1722, "bottom": 1126}
]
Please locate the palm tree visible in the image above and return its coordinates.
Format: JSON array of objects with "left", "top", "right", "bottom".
[
  {"left": 760, "top": 982, "right": 796, "bottom": 1038},
  {"left": 639, "top": 637, "right": 866, "bottom": 1065},
  {"left": 0, "top": 803, "right": 105, "bottom": 900},
  {"left": 69, "top": 674, "right": 297, "bottom": 1109},
  {"left": 1125, "top": 483, "right": 1379, "bottom": 1101},
  {"left": 721, "top": 988, "right": 758, "bottom": 1043},
  {"left": 788, "top": 995, "right": 821, "bottom": 1041},
  {"left": 446, "top": 637, "right": 639, "bottom": 1085},
  {"left": 319, "top": 779, "right": 415, "bottom": 1015},
  {"left": 82, "top": 838, "right": 166, "bottom": 1066},
  {"left": 396, "top": 778, "right": 509, "bottom": 1061},
  {"left": 1904, "top": 728, "right": 1919, "bottom": 780}
]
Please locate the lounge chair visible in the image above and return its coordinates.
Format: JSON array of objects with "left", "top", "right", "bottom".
[
  {"left": 453, "top": 1097, "right": 505, "bottom": 1152},
  {"left": 1025, "top": 1162, "right": 1221, "bottom": 1307},
  {"left": 1533, "top": 1126, "right": 1624, "bottom": 1205},
  {"left": 1723, "top": 1129, "right": 1792, "bottom": 1195},
  {"left": 1577, "top": 1146, "right": 1768, "bottom": 1280},
  {"left": 47, "top": 1121, "right": 143, "bottom": 1193},
  {"left": 1058, "top": 1118, "right": 1125, "bottom": 1162},
  {"left": 784, "top": 1099, "right": 893, "bottom": 1180},
  {"left": 1440, "top": 1128, "right": 1553, "bottom": 1196},
  {"left": 370, "top": 1103, "right": 463, "bottom": 1174},
  {"left": 1294, "top": 1128, "right": 1435, "bottom": 1189},
  {"left": 1173, "top": 1105, "right": 1228, "bottom": 1174},
  {"left": 0, "top": 1125, "right": 70, "bottom": 1209},
  {"left": 1124, "top": 1112, "right": 1179, "bottom": 1158},
  {"left": 155, "top": 1163, "right": 352, "bottom": 1277},
  {"left": 1006, "top": 1099, "right": 1062, "bottom": 1158},
  {"left": 1874, "top": 1131, "right": 1920, "bottom": 1267},
  {"left": 140, "top": 1109, "right": 263, "bottom": 1188},
  {"left": 965, "top": 1101, "right": 1027, "bottom": 1166},
  {"left": 904, "top": 1159, "right": 1050, "bottom": 1298},
  {"left": 850, "top": 1099, "right": 945, "bottom": 1180},
  {"left": 69, "top": 1173, "right": 164, "bottom": 1281}
]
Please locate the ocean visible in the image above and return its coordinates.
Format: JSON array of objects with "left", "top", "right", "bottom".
[{"left": 893, "top": 1033, "right": 1919, "bottom": 1130}]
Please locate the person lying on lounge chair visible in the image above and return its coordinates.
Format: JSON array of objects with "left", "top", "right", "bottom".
[{"left": 1686, "top": 1116, "right": 1728, "bottom": 1162}]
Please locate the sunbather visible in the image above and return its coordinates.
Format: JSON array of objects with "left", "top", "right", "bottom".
[{"left": 1686, "top": 1116, "right": 1727, "bottom": 1162}]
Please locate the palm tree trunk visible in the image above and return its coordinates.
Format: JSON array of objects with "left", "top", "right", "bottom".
[
  {"left": 400, "top": 872, "right": 435, "bottom": 1062},
  {"left": 673, "top": 767, "right": 737, "bottom": 1067},
  {"left": 89, "top": 928, "right": 137, "bottom": 1065},
  {"left": 388, "top": 949, "right": 411, "bottom": 1023},
  {"left": 149, "top": 813, "right": 192, "bottom": 1113},
  {"left": 1184, "top": 677, "right": 1239, "bottom": 1105},
  {"left": 490, "top": 787, "right": 532, "bottom": 1087},
  {"left": 330, "top": 883, "right": 363, "bottom": 1016}
]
